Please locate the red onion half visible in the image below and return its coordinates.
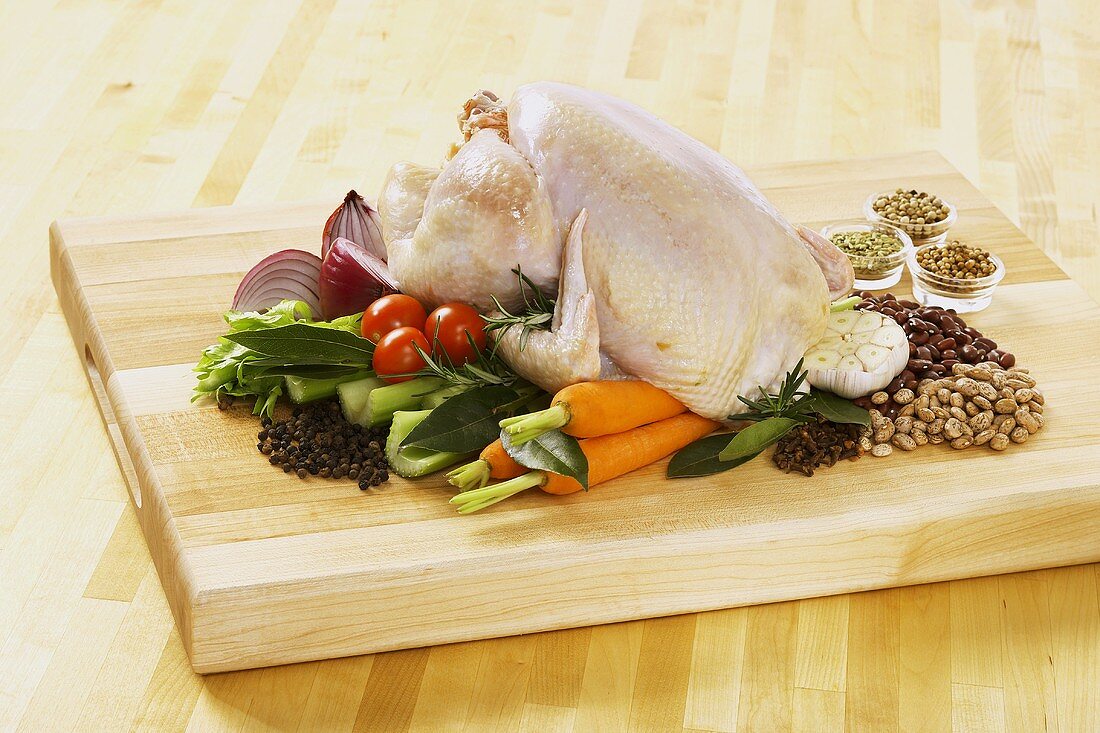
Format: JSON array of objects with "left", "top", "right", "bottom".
[
  {"left": 232, "top": 249, "right": 323, "bottom": 314},
  {"left": 322, "top": 190, "right": 387, "bottom": 262},
  {"left": 319, "top": 237, "right": 399, "bottom": 320}
]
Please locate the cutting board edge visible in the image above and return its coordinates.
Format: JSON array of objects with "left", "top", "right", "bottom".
[
  {"left": 50, "top": 220, "right": 203, "bottom": 660},
  {"left": 183, "top": 483, "right": 1100, "bottom": 673}
]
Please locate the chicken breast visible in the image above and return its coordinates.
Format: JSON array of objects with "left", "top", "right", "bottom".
[{"left": 380, "top": 82, "right": 852, "bottom": 419}]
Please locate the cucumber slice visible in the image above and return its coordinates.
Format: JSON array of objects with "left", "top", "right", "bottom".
[
  {"left": 336, "top": 375, "right": 387, "bottom": 424},
  {"left": 360, "top": 377, "right": 444, "bottom": 428},
  {"left": 286, "top": 371, "right": 372, "bottom": 404},
  {"left": 386, "top": 410, "right": 473, "bottom": 478}
]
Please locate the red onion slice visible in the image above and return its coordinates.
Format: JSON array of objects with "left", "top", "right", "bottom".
[
  {"left": 322, "top": 190, "right": 387, "bottom": 262},
  {"left": 232, "top": 249, "right": 323, "bottom": 315},
  {"left": 319, "top": 237, "right": 399, "bottom": 320}
]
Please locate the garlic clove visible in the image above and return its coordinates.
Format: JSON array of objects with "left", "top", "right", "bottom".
[
  {"left": 852, "top": 311, "right": 883, "bottom": 333},
  {"left": 809, "top": 350, "right": 842, "bottom": 369},
  {"left": 839, "top": 354, "right": 863, "bottom": 371}
]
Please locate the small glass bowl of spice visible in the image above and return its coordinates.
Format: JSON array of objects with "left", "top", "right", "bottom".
[
  {"left": 821, "top": 220, "right": 913, "bottom": 290},
  {"left": 864, "top": 188, "right": 956, "bottom": 244},
  {"left": 906, "top": 239, "right": 1005, "bottom": 313}
]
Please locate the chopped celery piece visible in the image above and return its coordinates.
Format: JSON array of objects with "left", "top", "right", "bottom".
[
  {"left": 386, "top": 410, "right": 473, "bottom": 478},
  {"left": 336, "top": 375, "right": 387, "bottom": 423},
  {"left": 286, "top": 371, "right": 372, "bottom": 404},
  {"left": 361, "top": 377, "right": 444, "bottom": 428},
  {"left": 421, "top": 384, "right": 471, "bottom": 410}
]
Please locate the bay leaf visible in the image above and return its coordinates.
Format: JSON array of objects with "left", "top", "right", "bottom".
[{"left": 501, "top": 429, "right": 589, "bottom": 490}]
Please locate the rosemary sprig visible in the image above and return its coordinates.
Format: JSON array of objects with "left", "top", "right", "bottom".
[
  {"left": 410, "top": 332, "right": 520, "bottom": 388},
  {"left": 725, "top": 358, "right": 816, "bottom": 423},
  {"left": 481, "top": 267, "right": 556, "bottom": 351}
]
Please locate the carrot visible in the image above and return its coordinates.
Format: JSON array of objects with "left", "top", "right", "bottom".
[
  {"left": 451, "top": 412, "right": 719, "bottom": 513},
  {"left": 446, "top": 439, "right": 526, "bottom": 492},
  {"left": 498, "top": 380, "right": 686, "bottom": 445}
]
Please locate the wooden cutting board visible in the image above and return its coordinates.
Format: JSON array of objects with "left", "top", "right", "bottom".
[{"left": 50, "top": 152, "right": 1100, "bottom": 674}]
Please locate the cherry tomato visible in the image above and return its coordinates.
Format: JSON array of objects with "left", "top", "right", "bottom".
[
  {"left": 361, "top": 294, "right": 427, "bottom": 343},
  {"left": 372, "top": 327, "right": 430, "bottom": 383},
  {"left": 424, "top": 303, "right": 488, "bottom": 365}
]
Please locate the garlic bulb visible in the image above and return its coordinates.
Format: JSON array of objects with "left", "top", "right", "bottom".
[{"left": 804, "top": 310, "right": 908, "bottom": 398}]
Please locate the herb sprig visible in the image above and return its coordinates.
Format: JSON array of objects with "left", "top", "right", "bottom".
[
  {"left": 410, "top": 332, "right": 521, "bottom": 388},
  {"left": 481, "top": 268, "right": 556, "bottom": 351},
  {"left": 667, "top": 360, "right": 871, "bottom": 478},
  {"left": 726, "top": 358, "right": 817, "bottom": 423}
]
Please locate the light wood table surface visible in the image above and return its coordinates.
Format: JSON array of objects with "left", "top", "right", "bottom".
[{"left": 2, "top": 1, "right": 1098, "bottom": 731}]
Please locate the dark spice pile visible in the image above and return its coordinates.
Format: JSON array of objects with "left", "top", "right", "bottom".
[
  {"left": 772, "top": 417, "right": 866, "bottom": 476},
  {"left": 258, "top": 401, "right": 390, "bottom": 489}
]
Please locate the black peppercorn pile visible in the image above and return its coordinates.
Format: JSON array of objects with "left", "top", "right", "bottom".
[
  {"left": 258, "top": 401, "right": 390, "bottom": 490},
  {"left": 772, "top": 417, "right": 865, "bottom": 476}
]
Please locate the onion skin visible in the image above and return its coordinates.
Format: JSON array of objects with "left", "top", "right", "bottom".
[
  {"left": 232, "top": 249, "right": 322, "bottom": 314},
  {"left": 319, "top": 237, "right": 399, "bottom": 320},
  {"left": 322, "top": 190, "right": 387, "bottom": 262}
]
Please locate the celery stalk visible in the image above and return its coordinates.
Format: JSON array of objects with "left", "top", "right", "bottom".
[
  {"left": 336, "top": 375, "right": 387, "bottom": 423},
  {"left": 361, "top": 377, "right": 445, "bottom": 427},
  {"left": 386, "top": 410, "right": 473, "bottom": 478},
  {"left": 286, "top": 371, "right": 372, "bottom": 404}
]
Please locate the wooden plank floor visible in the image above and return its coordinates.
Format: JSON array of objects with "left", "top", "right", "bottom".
[{"left": 1, "top": 0, "right": 1098, "bottom": 730}]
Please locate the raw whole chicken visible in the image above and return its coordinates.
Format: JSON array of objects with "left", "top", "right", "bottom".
[{"left": 378, "top": 82, "right": 853, "bottom": 420}]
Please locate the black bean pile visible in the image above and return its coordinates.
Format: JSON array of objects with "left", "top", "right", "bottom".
[
  {"left": 772, "top": 417, "right": 865, "bottom": 476},
  {"left": 852, "top": 292, "right": 1015, "bottom": 418},
  {"left": 258, "top": 401, "right": 390, "bottom": 489}
]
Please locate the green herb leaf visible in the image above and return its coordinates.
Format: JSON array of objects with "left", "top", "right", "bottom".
[
  {"left": 717, "top": 417, "right": 799, "bottom": 462},
  {"left": 501, "top": 428, "right": 589, "bottom": 490},
  {"left": 401, "top": 385, "right": 520, "bottom": 452},
  {"left": 224, "top": 300, "right": 313, "bottom": 331},
  {"left": 224, "top": 323, "right": 375, "bottom": 364},
  {"left": 667, "top": 433, "right": 759, "bottom": 477},
  {"left": 808, "top": 390, "right": 872, "bottom": 426}
]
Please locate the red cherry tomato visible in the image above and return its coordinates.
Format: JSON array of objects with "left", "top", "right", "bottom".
[
  {"left": 372, "top": 327, "right": 430, "bottom": 383},
  {"left": 361, "top": 294, "right": 427, "bottom": 343},
  {"left": 424, "top": 303, "right": 488, "bottom": 365}
]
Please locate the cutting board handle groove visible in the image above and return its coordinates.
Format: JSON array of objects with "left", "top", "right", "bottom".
[{"left": 83, "top": 345, "right": 143, "bottom": 511}]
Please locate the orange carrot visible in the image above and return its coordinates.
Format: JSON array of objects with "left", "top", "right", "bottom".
[
  {"left": 499, "top": 380, "right": 686, "bottom": 445},
  {"left": 446, "top": 439, "right": 526, "bottom": 491},
  {"left": 452, "top": 412, "right": 719, "bottom": 512}
]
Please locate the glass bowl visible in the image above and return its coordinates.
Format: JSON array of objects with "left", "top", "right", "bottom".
[
  {"left": 821, "top": 219, "right": 913, "bottom": 290},
  {"left": 906, "top": 242, "right": 1006, "bottom": 313},
  {"left": 863, "top": 190, "right": 957, "bottom": 245}
]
